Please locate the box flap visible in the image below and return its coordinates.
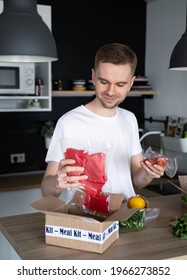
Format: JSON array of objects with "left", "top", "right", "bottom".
[
  {"left": 178, "top": 175, "right": 187, "bottom": 192},
  {"left": 31, "top": 194, "right": 135, "bottom": 223},
  {"left": 31, "top": 195, "right": 67, "bottom": 213},
  {"left": 106, "top": 205, "right": 138, "bottom": 222},
  {"left": 109, "top": 193, "right": 125, "bottom": 211}
]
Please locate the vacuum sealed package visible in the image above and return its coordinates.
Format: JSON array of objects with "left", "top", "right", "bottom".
[
  {"left": 143, "top": 146, "right": 177, "bottom": 178},
  {"left": 119, "top": 208, "right": 160, "bottom": 232},
  {"left": 60, "top": 138, "right": 112, "bottom": 216},
  {"left": 72, "top": 189, "right": 111, "bottom": 215}
]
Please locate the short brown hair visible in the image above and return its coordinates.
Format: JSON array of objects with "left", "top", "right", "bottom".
[{"left": 94, "top": 43, "right": 137, "bottom": 75}]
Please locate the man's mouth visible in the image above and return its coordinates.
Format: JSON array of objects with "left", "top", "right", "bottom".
[{"left": 103, "top": 94, "right": 117, "bottom": 103}]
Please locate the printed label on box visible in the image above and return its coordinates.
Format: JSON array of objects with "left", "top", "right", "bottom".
[{"left": 45, "top": 221, "right": 119, "bottom": 244}]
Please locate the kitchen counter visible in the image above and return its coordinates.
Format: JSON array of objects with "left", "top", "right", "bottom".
[
  {"left": 0, "top": 194, "right": 187, "bottom": 260},
  {"left": 0, "top": 172, "right": 44, "bottom": 192},
  {"left": 0, "top": 171, "right": 177, "bottom": 196}
]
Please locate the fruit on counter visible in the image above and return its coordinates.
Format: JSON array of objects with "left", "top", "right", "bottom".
[
  {"left": 172, "top": 213, "right": 187, "bottom": 239},
  {"left": 127, "top": 195, "right": 148, "bottom": 209}
]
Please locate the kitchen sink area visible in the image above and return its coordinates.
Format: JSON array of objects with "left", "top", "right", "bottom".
[{"left": 146, "top": 176, "right": 181, "bottom": 195}]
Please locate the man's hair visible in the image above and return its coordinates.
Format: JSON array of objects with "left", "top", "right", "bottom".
[{"left": 94, "top": 43, "right": 137, "bottom": 75}]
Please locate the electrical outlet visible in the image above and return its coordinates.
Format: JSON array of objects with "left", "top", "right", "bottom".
[{"left": 10, "top": 153, "right": 25, "bottom": 164}]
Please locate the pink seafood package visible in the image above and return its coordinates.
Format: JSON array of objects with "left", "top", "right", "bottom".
[{"left": 143, "top": 146, "right": 178, "bottom": 178}]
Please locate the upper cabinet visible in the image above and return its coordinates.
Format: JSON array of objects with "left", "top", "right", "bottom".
[{"left": 0, "top": 3, "right": 52, "bottom": 112}]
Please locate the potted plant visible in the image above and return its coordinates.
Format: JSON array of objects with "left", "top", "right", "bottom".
[{"left": 41, "top": 121, "right": 55, "bottom": 149}]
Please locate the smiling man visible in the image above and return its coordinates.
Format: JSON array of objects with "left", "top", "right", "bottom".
[{"left": 41, "top": 43, "right": 165, "bottom": 199}]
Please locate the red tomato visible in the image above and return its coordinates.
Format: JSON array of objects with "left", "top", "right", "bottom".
[
  {"left": 155, "top": 158, "right": 167, "bottom": 167},
  {"left": 143, "top": 156, "right": 167, "bottom": 167}
]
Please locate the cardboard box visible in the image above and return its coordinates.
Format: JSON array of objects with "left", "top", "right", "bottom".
[
  {"left": 31, "top": 194, "right": 137, "bottom": 254},
  {"left": 178, "top": 175, "right": 187, "bottom": 208}
]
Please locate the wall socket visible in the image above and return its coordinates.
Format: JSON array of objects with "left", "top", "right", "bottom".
[{"left": 10, "top": 153, "right": 25, "bottom": 164}]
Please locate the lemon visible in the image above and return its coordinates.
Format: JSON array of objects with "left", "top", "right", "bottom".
[{"left": 127, "top": 195, "right": 147, "bottom": 208}]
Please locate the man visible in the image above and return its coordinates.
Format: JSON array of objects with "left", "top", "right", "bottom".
[{"left": 41, "top": 43, "right": 165, "bottom": 198}]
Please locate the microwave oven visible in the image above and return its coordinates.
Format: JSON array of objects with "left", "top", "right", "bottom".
[{"left": 0, "top": 62, "right": 35, "bottom": 95}]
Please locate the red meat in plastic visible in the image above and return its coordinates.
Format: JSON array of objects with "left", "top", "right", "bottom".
[
  {"left": 81, "top": 179, "right": 104, "bottom": 196},
  {"left": 83, "top": 152, "right": 107, "bottom": 183},
  {"left": 83, "top": 192, "right": 110, "bottom": 214},
  {"left": 64, "top": 148, "right": 88, "bottom": 176}
]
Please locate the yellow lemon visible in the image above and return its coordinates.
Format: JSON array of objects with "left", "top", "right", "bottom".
[{"left": 127, "top": 196, "right": 147, "bottom": 208}]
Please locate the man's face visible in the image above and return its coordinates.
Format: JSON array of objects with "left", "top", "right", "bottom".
[{"left": 92, "top": 62, "right": 135, "bottom": 109}]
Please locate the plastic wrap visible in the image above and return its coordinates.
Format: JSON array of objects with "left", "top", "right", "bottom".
[
  {"left": 119, "top": 208, "right": 160, "bottom": 232},
  {"left": 60, "top": 138, "right": 112, "bottom": 215},
  {"left": 143, "top": 146, "right": 177, "bottom": 178}
]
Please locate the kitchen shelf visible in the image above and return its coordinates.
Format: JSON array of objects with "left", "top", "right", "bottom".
[{"left": 52, "top": 90, "right": 158, "bottom": 97}]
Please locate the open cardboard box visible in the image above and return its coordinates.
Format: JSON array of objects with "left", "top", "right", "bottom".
[
  {"left": 31, "top": 194, "right": 138, "bottom": 254},
  {"left": 178, "top": 175, "right": 187, "bottom": 208}
]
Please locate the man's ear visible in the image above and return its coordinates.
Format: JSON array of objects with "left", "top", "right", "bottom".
[
  {"left": 128, "top": 76, "right": 136, "bottom": 91},
  {"left": 92, "top": 68, "right": 95, "bottom": 85}
]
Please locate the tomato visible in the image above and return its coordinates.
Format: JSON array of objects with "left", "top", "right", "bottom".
[
  {"left": 155, "top": 158, "right": 167, "bottom": 167},
  {"left": 143, "top": 155, "right": 167, "bottom": 167}
]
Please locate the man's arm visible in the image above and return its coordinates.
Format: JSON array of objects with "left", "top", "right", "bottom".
[{"left": 131, "top": 153, "right": 165, "bottom": 189}]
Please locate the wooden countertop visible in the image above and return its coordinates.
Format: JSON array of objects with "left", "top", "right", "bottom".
[
  {"left": 0, "top": 194, "right": 187, "bottom": 260},
  {"left": 0, "top": 172, "right": 176, "bottom": 195},
  {"left": 0, "top": 172, "right": 44, "bottom": 192}
]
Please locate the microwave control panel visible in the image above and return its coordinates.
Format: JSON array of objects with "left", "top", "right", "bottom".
[{"left": 24, "top": 63, "right": 35, "bottom": 94}]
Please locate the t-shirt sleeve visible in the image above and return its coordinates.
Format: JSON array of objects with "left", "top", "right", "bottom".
[
  {"left": 45, "top": 118, "right": 64, "bottom": 163},
  {"left": 131, "top": 114, "right": 143, "bottom": 156}
]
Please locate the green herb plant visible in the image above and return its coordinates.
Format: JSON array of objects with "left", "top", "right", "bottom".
[
  {"left": 41, "top": 121, "right": 54, "bottom": 138},
  {"left": 172, "top": 213, "right": 187, "bottom": 240},
  {"left": 119, "top": 209, "right": 145, "bottom": 231}
]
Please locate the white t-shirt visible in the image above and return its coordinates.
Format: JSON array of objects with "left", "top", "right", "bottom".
[{"left": 46, "top": 105, "right": 142, "bottom": 199}]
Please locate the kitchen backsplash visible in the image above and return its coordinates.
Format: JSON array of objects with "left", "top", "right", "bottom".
[{"left": 0, "top": 96, "right": 145, "bottom": 175}]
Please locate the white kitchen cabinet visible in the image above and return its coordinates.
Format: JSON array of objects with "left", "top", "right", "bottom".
[{"left": 0, "top": 2, "right": 52, "bottom": 112}]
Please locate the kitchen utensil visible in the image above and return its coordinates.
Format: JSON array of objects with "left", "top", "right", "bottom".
[{"left": 167, "top": 180, "right": 187, "bottom": 194}]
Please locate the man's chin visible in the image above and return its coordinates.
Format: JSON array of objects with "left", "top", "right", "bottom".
[{"left": 101, "top": 100, "right": 119, "bottom": 109}]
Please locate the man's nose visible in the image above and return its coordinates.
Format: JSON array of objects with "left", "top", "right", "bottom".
[{"left": 107, "top": 84, "right": 115, "bottom": 95}]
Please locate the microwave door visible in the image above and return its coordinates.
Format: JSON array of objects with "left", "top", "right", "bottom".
[{"left": 0, "top": 67, "right": 19, "bottom": 90}]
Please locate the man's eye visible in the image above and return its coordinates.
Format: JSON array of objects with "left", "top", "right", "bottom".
[
  {"left": 117, "top": 83, "right": 125, "bottom": 87},
  {"left": 101, "top": 80, "right": 107, "bottom": 84}
]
